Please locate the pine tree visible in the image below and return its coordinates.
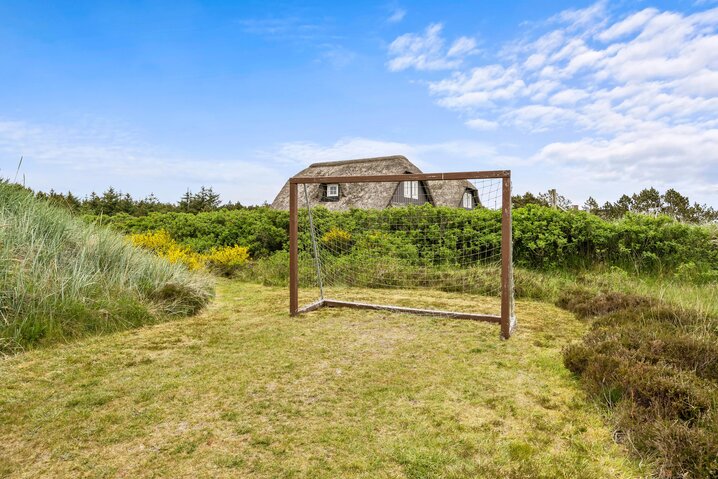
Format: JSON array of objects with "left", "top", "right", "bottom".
[
  {"left": 583, "top": 197, "right": 599, "bottom": 214},
  {"left": 100, "top": 187, "right": 121, "bottom": 215},
  {"left": 65, "top": 191, "right": 82, "bottom": 211},
  {"left": 662, "top": 189, "right": 691, "bottom": 222},
  {"left": 194, "top": 186, "right": 221, "bottom": 212},
  {"left": 512, "top": 192, "right": 549, "bottom": 208},
  {"left": 537, "top": 189, "right": 572, "bottom": 210},
  {"left": 180, "top": 189, "right": 193, "bottom": 213},
  {"left": 632, "top": 188, "right": 661, "bottom": 216}
]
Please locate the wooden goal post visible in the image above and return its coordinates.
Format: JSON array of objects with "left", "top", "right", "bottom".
[{"left": 288, "top": 170, "right": 516, "bottom": 339}]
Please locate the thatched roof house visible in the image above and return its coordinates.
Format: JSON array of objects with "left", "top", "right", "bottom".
[{"left": 271, "top": 155, "right": 480, "bottom": 211}]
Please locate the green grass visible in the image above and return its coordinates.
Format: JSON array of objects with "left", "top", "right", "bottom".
[
  {"left": 0, "top": 182, "right": 214, "bottom": 354},
  {"left": 0, "top": 280, "right": 646, "bottom": 478},
  {"left": 510, "top": 267, "right": 718, "bottom": 322}
]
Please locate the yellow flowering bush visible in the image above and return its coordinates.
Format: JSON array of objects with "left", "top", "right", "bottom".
[
  {"left": 129, "top": 230, "right": 249, "bottom": 274},
  {"left": 321, "top": 227, "right": 352, "bottom": 253},
  {"left": 205, "top": 245, "right": 250, "bottom": 276},
  {"left": 163, "top": 245, "right": 204, "bottom": 270},
  {"left": 129, "top": 230, "right": 175, "bottom": 255}
]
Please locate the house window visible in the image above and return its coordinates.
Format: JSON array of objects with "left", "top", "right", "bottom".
[
  {"left": 320, "top": 184, "right": 340, "bottom": 202},
  {"left": 462, "top": 191, "right": 474, "bottom": 209},
  {"left": 403, "top": 181, "right": 419, "bottom": 200}
]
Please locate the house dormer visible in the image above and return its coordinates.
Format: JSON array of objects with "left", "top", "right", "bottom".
[
  {"left": 461, "top": 188, "right": 479, "bottom": 209},
  {"left": 320, "top": 183, "right": 341, "bottom": 202}
]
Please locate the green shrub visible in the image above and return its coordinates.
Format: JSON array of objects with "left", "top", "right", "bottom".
[
  {"left": 621, "top": 363, "right": 712, "bottom": 422},
  {"left": 557, "top": 288, "right": 656, "bottom": 319},
  {"left": 90, "top": 204, "right": 718, "bottom": 276},
  {"left": 562, "top": 343, "right": 592, "bottom": 375},
  {"left": 622, "top": 418, "right": 718, "bottom": 479},
  {"left": 204, "top": 245, "right": 250, "bottom": 277}
]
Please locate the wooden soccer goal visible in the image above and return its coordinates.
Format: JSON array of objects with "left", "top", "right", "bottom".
[{"left": 288, "top": 170, "right": 516, "bottom": 339}]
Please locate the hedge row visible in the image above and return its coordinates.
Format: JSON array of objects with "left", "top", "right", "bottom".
[{"left": 88, "top": 205, "right": 718, "bottom": 276}]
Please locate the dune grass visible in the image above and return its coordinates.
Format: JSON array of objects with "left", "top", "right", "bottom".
[
  {"left": 0, "top": 181, "right": 213, "bottom": 354},
  {"left": 0, "top": 280, "right": 647, "bottom": 478}
]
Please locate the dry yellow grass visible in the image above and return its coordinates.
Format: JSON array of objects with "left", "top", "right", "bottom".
[{"left": 0, "top": 280, "right": 648, "bottom": 478}]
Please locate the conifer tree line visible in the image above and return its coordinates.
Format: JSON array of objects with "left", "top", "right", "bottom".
[
  {"left": 33, "top": 186, "right": 246, "bottom": 215},
  {"left": 26, "top": 184, "right": 718, "bottom": 224},
  {"left": 512, "top": 187, "right": 718, "bottom": 224}
]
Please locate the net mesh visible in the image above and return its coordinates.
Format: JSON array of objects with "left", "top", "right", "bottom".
[{"left": 296, "top": 177, "right": 511, "bottom": 317}]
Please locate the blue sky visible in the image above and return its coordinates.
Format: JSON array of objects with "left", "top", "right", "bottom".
[{"left": 1, "top": 0, "right": 717, "bottom": 206}]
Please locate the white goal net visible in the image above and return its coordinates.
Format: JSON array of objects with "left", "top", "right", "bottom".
[{"left": 290, "top": 172, "right": 516, "bottom": 338}]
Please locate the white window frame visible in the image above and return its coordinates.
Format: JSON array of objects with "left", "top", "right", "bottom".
[
  {"left": 463, "top": 191, "right": 473, "bottom": 209},
  {"left": 327, "top": 184, "right": 339, "bottom": 198},
  {"left": 403, "top": 181, "right": 419, "bottom": 200}
]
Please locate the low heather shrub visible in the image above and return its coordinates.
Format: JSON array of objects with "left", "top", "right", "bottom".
[{"left": 561, "top": 287, "right": 718, "bottom": 477}]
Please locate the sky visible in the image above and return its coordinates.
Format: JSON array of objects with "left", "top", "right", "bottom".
[{"left": 1, "top": 0, "right": 717, "bottom": 206}]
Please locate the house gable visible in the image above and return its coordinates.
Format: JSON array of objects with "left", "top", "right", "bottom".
[{"left": 389, "top": 179, "right": 432, "bottom": 207}]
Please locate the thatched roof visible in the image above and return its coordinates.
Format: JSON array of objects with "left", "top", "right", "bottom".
[
  {"left": 429, "top": 178, "right": 480, "bottom": 208},
  {"left": 271, "top": 155, "right": 479, "bottom": 210}
]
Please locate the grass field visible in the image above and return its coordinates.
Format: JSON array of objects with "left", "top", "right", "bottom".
[{"left": 0, "top": 280, "right": 647, "bottom": 478}]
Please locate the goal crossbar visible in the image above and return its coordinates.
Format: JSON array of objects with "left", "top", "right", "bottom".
[
  {"left": 289, "top": 170, "right": 510, "bottom": 184},
  {"left": 288, "top": 170, "right": 516, "bottom": 339}
]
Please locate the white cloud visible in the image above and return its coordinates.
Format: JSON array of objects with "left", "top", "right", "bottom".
[
  {"left": 548, "top": 88, "right": 589, "bottom": 105},
  {"left": 447, "top": 36, "right": 477, "bottom": 57},
  {"left": 596, "top": 8, "right": 659, "bottom": 41},
  {"left": 387, "top": 7, "right": 406, "bottom": 24},
  {"left": 264, "top": 136, "right": 516, "bottom": 172},
  {"left": 318, "top": 44, "right": 357, "bottom": 68},
  {"left": 534, "top": 125, "right": 718, "bottom": 186},
  {"left": 551, "top": 1, "right": 607, "bottom": 30},
  {"left": 430, "top": 65, "right": 526, "bottom": 108},
  {"left": 524, "top": 53, "right": 547, "bottom": 70},
  {"left": 465, "top": 118, "right": 498, "bottom": 131},
  {"left": 387, "top": 23, "right": 477, "bottom": 71},
  {"left": 504, "top": 105, "right": 582, "bottom": 132},
  {"left": 388, "top": 3, "right": 718, "bottom": 201},
  {"left": 0, "top": 118, "right": 280, "bottom": 205}
]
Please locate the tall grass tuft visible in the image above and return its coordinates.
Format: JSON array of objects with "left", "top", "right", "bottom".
[{"left": 0, "top": 181, "right": 213, "bottom": 355}]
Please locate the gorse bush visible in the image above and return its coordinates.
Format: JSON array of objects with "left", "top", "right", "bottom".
[
  {"left": 0, "top": 182, "right": 213, "bottom": 354},
  {"left": 321, "top": 227, "right": 352, "bottom": 252},
  {"left": 129, "top": 230, "right": 250, "bottom": 277},
  {"left": 128, "top": 229, "right": 176, "bottom": 254},
  {"left": 129, "top": 230, "right": 204, "bottom": 270},
  {"left": 92, "top": 204, "right": 718, "bottom": 276},
  {"left": 93, "top": 208, "right": 287, "bottom": 257},
  {"left": 204, "top": 245, "right": 250, "bottom": 276}
]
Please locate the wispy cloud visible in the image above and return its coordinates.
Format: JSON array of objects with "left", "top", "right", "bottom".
[
  {"left": 387, "top": 23, "right": 478, "bottom": 71},
  {"left": 0, "top": 118, "right": 281, "bottom": 204},
  {"left": 388, "top": 3, "right": 718, "bottom": 199},
  {"left": 465, "top": 118, "right": 498, "bottom": 131},
  {"left": 387, "top": 7, "right": 406, "bottom": 24},
  {"left": 237, "top": 17, "right": 326, "bottom": 41},
  {"left": 261, "top": 136, "right": 520, "bottom": 173},
  {"left": 317, "top": 44, "right": 357, "bottom": 68},
  {"left": 238, "top": 15, "right": 354, "bottom": 68}
]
